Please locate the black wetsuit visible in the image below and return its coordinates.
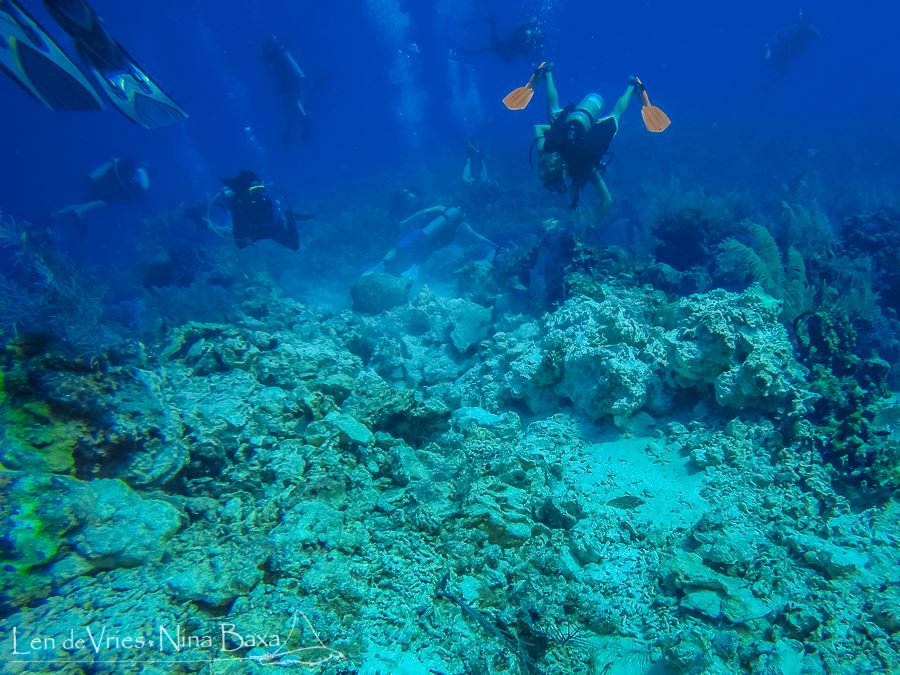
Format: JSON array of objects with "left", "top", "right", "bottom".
[
  {"left": 542, "top": 105, "right": 618, "bottom": 208},
  {"left": 231, "top": 189, "right": 299, "bottom": 250}
]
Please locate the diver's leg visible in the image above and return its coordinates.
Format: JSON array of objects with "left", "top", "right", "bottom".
[
  {"left": 611, "top": 82, "right": 639, "bottom": 123},
  {"left": 544, "top": 71, "right": 561, "bottom": 118},
  {"left": 52, "top": 200, "right": 106, "bottom": 221},
  {"left": 590, "top": 173, "right": 613, "bottom": 221},
  {"left": 284, "top": 212, "right": 300, "bottom": 250}
]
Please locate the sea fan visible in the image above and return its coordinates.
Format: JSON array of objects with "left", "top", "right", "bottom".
[
  {"left": 780, "top": 199, "right": 834, "bottom": 256},
  {"left": 745, "top": 221, "right": 784, "bottom": 288},
  {"left": 717, "top": 238, "right": 775, "bottom": 294},
  {"left": 782, "top": 245, "right": 811, "bottom": 320}
]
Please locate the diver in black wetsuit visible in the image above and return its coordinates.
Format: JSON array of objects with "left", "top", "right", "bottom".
[
  {"left": 533, "top": 64, "right": 641, "bottom": 216},
  {"left": 458, "top": 16, "right": 543, "bottom": 63},
  {"left": 765, "top": 10, "right": 820, "bottom": 74},
  {"left": 221, "top": 170, "right": 305, "bottom": 250},
  {"left": 263, "top": 36, "right": 312, "bottom": 144}
]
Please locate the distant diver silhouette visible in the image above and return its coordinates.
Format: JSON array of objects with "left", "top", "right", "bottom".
[
  {"left": 458, "top": 16, "right": 543, "bottom": 63},
  {"left": 263, "top": 35, "right": 315, "bottom": 145},
  {"left": 764, "top": 10, "right": 820, "bottom": 74}
]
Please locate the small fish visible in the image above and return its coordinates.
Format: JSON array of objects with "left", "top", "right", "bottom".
[{"left": 606, "top": 495, "right": 645, "bottom": 510}]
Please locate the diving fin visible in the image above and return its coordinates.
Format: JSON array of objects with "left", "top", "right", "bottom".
[
  {"left": 76, "top": 40, "right": 187, "bottom": 128},
  {"left": 0, "top": 0, "right": 102, "bottom": 110},
  {"left": 502, "top": 61, "right": 546, "bottom": 110},
  {"left": 633, "top": 77, "right": 671, "bottom": 133},
  {"left": 43, "top": 0, "right": 187, "bottom": 128}
]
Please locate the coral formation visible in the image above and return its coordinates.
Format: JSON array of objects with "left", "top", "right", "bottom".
[
  {"left": 715, "top": 220, "right": 811, "bottom": 320},
  {"left": 1, "top": 182, "right": 898, "bottom": 675},
  {"left": 501, "top": 285, "right": 810, "bottom": 426},
  {"left": 0, "top": 212, "right": 108, "bottom": 351}
]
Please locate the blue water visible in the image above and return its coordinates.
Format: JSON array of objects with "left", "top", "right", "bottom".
[
  {"left": 1, "top": 1, "right": 899, "bottom": 673},
  {"left": 2, "top": 1, "right": 897, "bottom": 219}
]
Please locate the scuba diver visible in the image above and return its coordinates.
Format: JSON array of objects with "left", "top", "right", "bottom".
[
  {"left": 458, "top": 16, "right": 543, "bottom": 63},
  {"left": 263, "top": 35, "right": 314, "bottom": 145},
  {"left": 764, "top": 10, "right": 820, "bottom": 74},
  {"left": 532, "top": 63, "right": 641, "bottom": 216},
  {"left": 0, "top": 0, "right": 187, "bottom": 127},
  {"left": 368, "top": 205, "right": 496, "bottom": 277},
  {"left": 219, "top": 170, "right": 311, "bottom": 251},
  {"left": 462, "top": 136, "right": 500, "bottom": 206},
  {"left": 462, "top": 136, "right": 489, "bottom": 185},
  {"left": 52, "top": 157, "right": 150, "bottom": 221}
]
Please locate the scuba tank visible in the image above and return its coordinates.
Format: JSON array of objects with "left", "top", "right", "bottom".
[{"left": 565, "top": 93, "right": 604, "bottom": 136}]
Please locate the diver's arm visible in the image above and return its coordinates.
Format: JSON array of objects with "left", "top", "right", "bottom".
[
  {"left": 88, "top": 159, "right": 117, "bottom": 182},
  {"left": 534, "top": 123, "right": 551, "bottom": 152},
  {"left": 457, "top": 221, "right": 494, "bottom": 246},
  {"left": 398, "top": 205, "right": 447, "bottom": 230},
  {"left": 590, "top": 172, "right": 613, "bottom": 221},
  {"left": 457, "top": 221, "right": 498, "bottom": 261}
]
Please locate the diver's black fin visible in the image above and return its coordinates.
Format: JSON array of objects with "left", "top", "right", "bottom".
[
  {"left": 0, "top": 0, "right": 103, "bottom": 110},
  {"left": 75, "top": 39, "right": 187, "bottom": 128}
]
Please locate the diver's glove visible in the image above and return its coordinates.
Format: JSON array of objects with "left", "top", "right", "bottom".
[{"left": 628, "top": 75, "right": 645, "bottom": 92}]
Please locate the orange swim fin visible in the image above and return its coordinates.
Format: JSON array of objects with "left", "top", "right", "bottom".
[
  {"left": 502, "top": 62, "right": 546, "bottom": 110},
  {"left": 633, "top": 78, "right": 671, "bottom": 132}
]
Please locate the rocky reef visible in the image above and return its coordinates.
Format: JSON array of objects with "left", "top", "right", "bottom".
[{"left": 2, "top": 254, "right": 897, "bottom": 675}]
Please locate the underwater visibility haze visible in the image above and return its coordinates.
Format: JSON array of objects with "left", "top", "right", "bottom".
[{"left": 0, "top": 0, "right": 899, "bottom": 673}]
